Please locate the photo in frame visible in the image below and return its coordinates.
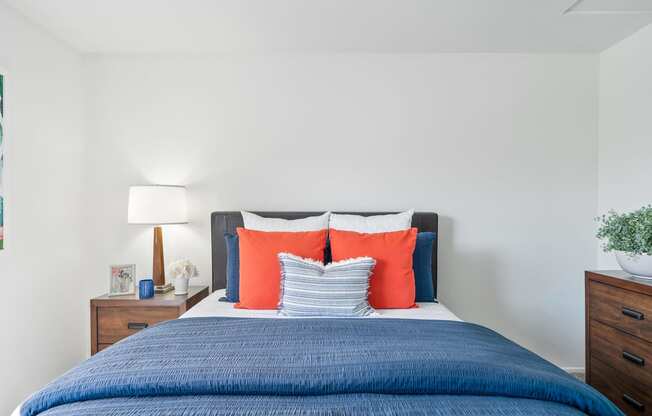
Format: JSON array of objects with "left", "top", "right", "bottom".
[{"left": 109, "top": 264, "right": 136, "bottom": 296}]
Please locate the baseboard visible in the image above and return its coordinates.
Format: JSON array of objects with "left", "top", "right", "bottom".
[
  {"left": 562, "top": 367, "right": 585, "bottom": 381},
  {"left": 562, "top": 366, "right": 585, "bottom": 373}
]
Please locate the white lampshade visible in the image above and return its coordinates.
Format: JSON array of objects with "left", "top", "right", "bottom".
[{"left": 127, "top": 185, "right": 188, "bottom": 225}]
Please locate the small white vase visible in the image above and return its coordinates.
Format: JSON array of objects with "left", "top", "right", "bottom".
[
  {"left": 174, "top": 277, "right": 189, "bottom": 295},
  {"left": 615, "top": 251, "right": 652, "bottom": 279}
]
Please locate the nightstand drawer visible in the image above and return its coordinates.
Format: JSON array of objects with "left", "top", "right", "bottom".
[
  {"left": 97, "top": 307, "right": 177, "bottom": 344},
  {"left": 589, "top": 280, "right": 652, "bottom": 342},
  {"left": 91, "top": 286, "right": 209, "bottom": 355},
  {"left": 591, "top": 357, "right": 652, "bottom": 415},
  {"left": 98, "top": 343, "right": 112, "bottom": 352},
  {"left": 591, "top": 319, "right": 652, "bottom": 387}
]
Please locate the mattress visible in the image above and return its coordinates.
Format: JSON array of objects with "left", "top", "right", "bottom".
[{"left": 180, "top": 288, "right": 462, "bottom": 321}]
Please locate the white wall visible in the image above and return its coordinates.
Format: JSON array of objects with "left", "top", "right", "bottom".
[
  {"left": 83, "top": 53, "right": 598, "bottom": 368},
  {"left": 0, "top": 4, "right": 85, "bottom": 414},
  {"left": 598, "top": 24, "right": 652, "bottom": 268}
]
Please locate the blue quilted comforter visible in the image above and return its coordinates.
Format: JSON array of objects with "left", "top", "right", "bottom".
[{"left": 22, "top": 318, "right": 621, "bottom": 416}]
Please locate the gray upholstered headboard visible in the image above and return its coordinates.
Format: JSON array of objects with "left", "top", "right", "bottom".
[{"left": 210, "top": 211, "right": 438, "bottom": 298}]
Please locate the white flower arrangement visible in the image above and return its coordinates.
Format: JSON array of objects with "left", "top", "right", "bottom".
[{"left": 168, "top": 259, "right": 199, "bottom": 280}]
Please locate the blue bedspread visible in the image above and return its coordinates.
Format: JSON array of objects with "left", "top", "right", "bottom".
[{"left": 22, "top": 318, "right": 621, "bottom": 416}]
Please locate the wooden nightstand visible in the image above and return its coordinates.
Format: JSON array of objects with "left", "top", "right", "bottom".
[
  {"left": 90, "top": 285, "right": 209, "bottom": 355},
  {"left": 586, "top": 270, "right": 652, "bottom": 415}
]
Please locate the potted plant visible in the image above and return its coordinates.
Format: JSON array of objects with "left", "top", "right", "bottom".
[
  {"left": 597, "top": 205, "right": 652, "bottom": 278},
  {"left": 168, "top": 260, "right": 199, "bottom": 295}
]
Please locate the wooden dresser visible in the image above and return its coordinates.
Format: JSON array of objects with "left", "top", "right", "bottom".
[
  {"left": 90, "top": 285, "right": 209, "bottom": 355},
  {"left": 586, "top": 270, "right": 652, "bottom": 415}
]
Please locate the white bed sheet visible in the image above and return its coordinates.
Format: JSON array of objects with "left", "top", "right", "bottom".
[{"left": 181, "top": 289, "right": 461, "bottom": 321}]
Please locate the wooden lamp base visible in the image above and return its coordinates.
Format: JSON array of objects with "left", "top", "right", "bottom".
[{"left": 152, "top": 226, "right": 173, "bottom": 293}]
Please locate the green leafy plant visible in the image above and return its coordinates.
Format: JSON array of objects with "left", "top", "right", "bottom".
[{"left": 597, "top": 205, "right": 652, "bottom": 256}]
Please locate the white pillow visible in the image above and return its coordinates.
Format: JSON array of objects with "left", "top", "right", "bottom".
[
  {"left": 241, "top": 211, "right": 330, "bottom": 232},
  {"left": 329, "top": 210, "right": 414, "bottom": 233}
]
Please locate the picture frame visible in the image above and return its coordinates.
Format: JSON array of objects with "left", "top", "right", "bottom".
[{"left": 109, "top": 264, "right": 136, "bottom": 296}]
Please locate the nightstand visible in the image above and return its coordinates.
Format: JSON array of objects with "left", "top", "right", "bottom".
[
  {"left": 90, "top": 285, "right": 209, "bottom": 355},
  {"left": 586, "top": 270, "right": 652, "bottom": 415}
]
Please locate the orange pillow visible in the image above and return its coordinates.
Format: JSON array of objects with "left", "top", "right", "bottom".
[
  {"left": 330, "top": 228, "right": 417, "bottom": 309},
  {"left": 235, "top": 228, "right": 328, "bottom": 309}
]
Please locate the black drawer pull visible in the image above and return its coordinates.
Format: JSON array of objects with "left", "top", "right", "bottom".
[
  {"left": 623, "top": 393, "right": 645, "bottom": 411},
  {"left": 623, "top": 307, "right": 645, "bottom": 320},
  {"left": 127, "top": 322, "right": 148, "bottom": 330},
  {"left": 623, "top": 351, "right": 645, "bottom": 366}
]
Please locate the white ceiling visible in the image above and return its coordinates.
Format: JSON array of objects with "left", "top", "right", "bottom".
[{"left": 4, "top": 0, "right": 652, "bottom": 53}]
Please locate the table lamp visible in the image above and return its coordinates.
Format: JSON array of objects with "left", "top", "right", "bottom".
[{"left": 127, "top": 185, "right": 188, "bottom": 293}]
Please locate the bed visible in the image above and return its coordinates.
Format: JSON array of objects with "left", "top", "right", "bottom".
[
  {"left": 181, "top": 288, "right": 462, "bottom": 320},
  {"left": 16, "top": 212, "right": 621, "bottom": 416}
]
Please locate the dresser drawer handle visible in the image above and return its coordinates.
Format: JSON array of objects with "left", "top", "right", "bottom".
[
  {"left": 623, "top": 351, "right": 645, "bottom": 367},
  {"left": 622, "top": 307, "right": 645, "bottom": 320},
  {"left": 127, "top": 322, "right": 149, "bottom": 330},
  {"left": 623, "top": 393, "right": 645, "bottom": 411}
]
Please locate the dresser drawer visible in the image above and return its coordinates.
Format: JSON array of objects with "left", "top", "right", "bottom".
[
  {"left": 589, "top": 280, "right": 652, "bottom": 342},
  {"left": 591, "top": 319, "right": 652, "bottom": 387},
  {"left": 591, "top": 357, "right": 652, "bottom": 415},
  {"left": 97, "top": 307, "right": 177, "bottom": 344}
]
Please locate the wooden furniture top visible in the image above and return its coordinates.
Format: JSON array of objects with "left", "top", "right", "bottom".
[
  {"left": 91, "top": 286, "right": 208, "bottom": 307},
  {"left": 586, "top": 270, "right": 652, "bottom": 295}
]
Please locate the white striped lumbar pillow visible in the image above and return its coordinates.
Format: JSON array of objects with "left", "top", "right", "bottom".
[{"left": 277, "top": 253, "right": 376, "bottom": 317}]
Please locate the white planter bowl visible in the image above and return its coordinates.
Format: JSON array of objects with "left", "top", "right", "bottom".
[{"left": 616, "top": 251, "right": 652, "bottom": 279}]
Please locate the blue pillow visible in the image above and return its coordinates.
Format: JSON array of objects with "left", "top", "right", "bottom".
[
  {"left": 224, "top": 233, "right": 240, "bottom": 302},
  {"left": 413, "top": 232, "right": 436, "bottom": 302}
]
